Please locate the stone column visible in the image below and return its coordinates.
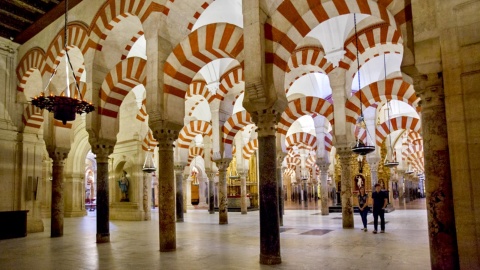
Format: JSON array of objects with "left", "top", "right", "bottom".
[
  {"left": 255, "top": 109, "right": 281, "bottom": 265},
  {"left": 215, "top": 159, "right": 231, "bottom": 224},
  {"left": 198, "top": 176, "right": 208, "bottom": 207},
  {"left": 182, "top": 174, "right": 187, "bottom": 213},
  {"left": 90, "top": 143, "right": 114, "bottom": 243},
  {"left": 416, "top": 74, "right": 459, "bottom": 269},
  {"left": 397, "top": 170, "right": 405, "bottom": 207},
  {"left": 239, "top": 171, "right": 248, "bottom": 215},
  {"left": 143, "top": 172, "right": 152, "bottom": 220},
  {"left": 207, "top": 170, "right": 216, "bottom": 214},
  {"left": 48, "top": 148, "right": 69, "bottom": 237},
  {"left": 276, "top": 152, "right": 286, "bottom": 224},
  {"left": 174, "top": 164, "right": 186, "bottom": 222},
  {"left": 185, "top": 173, "right": 193, "bottom": 210},
  {"left": 337, "top": 147, "right": 354, "bottom": 228},
  {"left": 152, "top": 127, "right": 178, "bottom": 252},
  {"left": 367, "top": 155, "right": 380, "bottom": 188},
  {"left": 318, "top": 162, "right": 330, "bottom": 215}
]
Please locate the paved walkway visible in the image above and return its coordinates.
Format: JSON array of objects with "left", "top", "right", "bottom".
[{"left": 0, "top": 199, "right": 430, "bottom": 270}]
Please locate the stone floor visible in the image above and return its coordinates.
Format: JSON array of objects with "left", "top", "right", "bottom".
[{"left": 0, "top": 199, "right": 430, "bottom": 270}]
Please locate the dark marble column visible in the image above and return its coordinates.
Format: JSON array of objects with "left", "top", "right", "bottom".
[
  {"left": 337, "top": 147, "right": 354, "bottom": 228},
  {"left": 215, "top": 159, "right": 231, "bottom": 224},
  {"left": 207, "top": 170, "right": 216, "bottom": 214},
  {"left": 48, "top": 148, "right": 69, "bottom": 238},
  {"left": 152, "top": 127, "right": 178, "bottom": 252},
  {"left": 90, "top": 143, "right": 114, "bottom": 243},
  {"left": 174, "top": 164, "right": 185, "bottom": 222},
  {"left": 303, "top": 180, "right": 308, "bottom": 207},
  {"left": 183, "top": 173, "right": 188, "bottom": 213},
  {"left": 416, "top": 74, "right": 459, "bottom": 269},
  {"left": 276, "top": 153, "right": 286, "bottom": 225},
  {"left": 255, "top": 110, "right": 281, "bottom": 265}
]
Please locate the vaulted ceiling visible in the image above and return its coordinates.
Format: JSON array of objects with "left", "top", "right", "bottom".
[{"left": 0, "top": 0, "right": 81, "bottom": 44}]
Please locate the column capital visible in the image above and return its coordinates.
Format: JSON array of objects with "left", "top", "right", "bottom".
[
  {"left": 276, "top": 151, "right": 286, "bottom": 168},
  {"left": 174, "top": 163, "right": 186, "bottom": 172},
  {"left": 413, "top": 72, "right": 444, "bottom": 110},
  {"left": 47, "top": 147, "right": 69, "bottom": 165},
  {"left": 336, "top": 147, "right": 354, "bottom": 164},
  {"left": 214, "top": 158, "right": 232, "bottom": 171},
  {"left": 251, "top": 108, "right": 281, "bottom": 137}
]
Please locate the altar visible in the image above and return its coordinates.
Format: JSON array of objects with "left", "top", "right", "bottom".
[{"left": 227, "top": 195, "right": 251, "bottom": 208}]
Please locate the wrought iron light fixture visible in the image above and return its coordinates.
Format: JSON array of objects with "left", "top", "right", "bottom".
[
  {"left": 31, "top": 0, "right": 94, "bottom": 125},
  {"left": 352, "top": 13, "right": 375, "bottom": 156},
  {"left": 382, "top": 55, "right": 399, "bottom": 168},
  {"left": 142, "top": 147, "right": 157, "bottom": 173}
]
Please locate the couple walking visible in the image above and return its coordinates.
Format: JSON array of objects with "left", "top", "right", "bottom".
[{"left": 358, "top": 183, "right": 388, "bottom": 233}]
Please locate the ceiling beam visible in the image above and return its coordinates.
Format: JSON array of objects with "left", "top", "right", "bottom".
[
  {"left": 14, "top": 0, "right": 83, "bottom": 44},
  {"left": 0, "top": 21, "right": 22, "bottom": 33},
  {"left": 0, "top": 8, "right": 34, "bottom": 24},
  {"left": 5, "top": 0, "right": 47, "bottom": 14}
]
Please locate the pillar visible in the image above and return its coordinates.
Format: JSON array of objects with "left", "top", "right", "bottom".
[
  {"left": 397, "top": 170, "right": 405, "bottom": 207},
  {"left": 255, "top": 109, "right": 281, "bottom": 265},
  {"left": 198, "top": 176, "right": 208, "bottom": 207},
  {"left": 48, "top": 148, "right": 69, "bottom": 237},
  {"left": 182, "top": 174, "right": 187, "bottom": 213},
  {"left": 276, "top": 152, "right": 286, "bottom": 224},
  {"left": 337, "top": 147, "right": 354, "bottom": 228},
  {"left": 143, "top": 172, "right": 152, "bottom": 220},
  {"left": 318, "top": 162, "right": 330, "bottom": 215},
  {"left": 174, "top": 164, "right": 185, "bottom": 222},
  {"left": 367, "top": 155, "right": 380, "bottom": 188},
  {"left": 152, "top": 127, "right": 178, "bottom": 252},
  {"left": 215, "top": 159, "right": 231, "bottom": 224},
  {"left": 90, "top": 143, "right": 114, "bottom": 243},
  {"left": 207, "top": 170, "right": 216, "bottom": 214},
  {"left": 239, "top": 170, "right": 248, "bottom": 215},
  {"left": 416, "top": 74, "right": 459, "bottom": 269}
]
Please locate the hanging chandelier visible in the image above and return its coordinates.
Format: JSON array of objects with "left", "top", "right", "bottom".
[
  {"left": 351, "top": 13, "right": 375, "bottom": 156},
  {"left": 142, "top": 147, "right": 157, "bottom": 173},
  {"left": 382, "top": 55, "right": 399, "bottom": 168},
  {"left": 30, "top": 0, "right": 94, "bottom": 125}
]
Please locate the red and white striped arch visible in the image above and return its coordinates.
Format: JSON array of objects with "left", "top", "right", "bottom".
[
  {"left": 164, "top": 23, "right": 244, "bottom": 99},
  {"left": 178, "top": 120, "right": 213, "bottom": 149},
  {"left": 89, "top": 0, "right": 169, "bottom": 49},
  {"left": 22, "top": 105, "right": 44, "bottom": 133},
  {"left": 121, "top": 30, "right": 145, "bottom": 60},
  {"left": 44, "top": 23, "right": 94, "bottom": 74},
  {"left": 407, "top": 131, "right": 423, "bottom": 145},
  {"left": 324, "top": 131, "right": 333, "bottom": 152},
  {"left": 142, "top": 130, "right": 158, "bottom": 151},
  {"left": 186, "top": 80, "right": 215, "bottom": 103},
  {"left": 305, "top": 154, "right": 316, "bottom": 168},
  {"left": 376, "top": 116, "right": 421, "bottom": 146},
  {"left": 188, "top": 146, "right": 205, "bottom": 164},
  {"left": 217, "top": 65, "right": 244, "bottom": 101},
  {"left": 408, "top": 151, "right": 424, "bottom": 171},
  {"left": 16, "top": 47, "right": 46, "bottom": 93},
  {"left": 186, "top": 1, "right": 214, "bottom": 31},
  {"left": 265, "top": 0, "right": 399, "bottom": 73},
  {"left": 223, "top": 110, "right": 253, "bottom": 145},
  {"left": 402, "top": 144, "right": 423, "bottom": 161},
  {"left": 285, "top": 155, "right": 301, "bottom": 170},
  {"left": 98, "top": 57, "right": 147, "bottom": 118},
  {"left": 278, "top": 97, "right": 334, "bottom": 135},
  {"left": 136, "top": 98, "right": 148, "bottom": 122},
  {"left": 285, "top": 132, "right": 317, "bottom": 151},
  {"left": 341, "top": 23, "right": 403, "bottom": 72},
  {"left": 242, "top": 139, "right": 258, "bottom": 159},
  {"left": 345, "top": 79, "right": 420, "bottom": 124}
]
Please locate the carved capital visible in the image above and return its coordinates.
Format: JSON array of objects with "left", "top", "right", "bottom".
[
  {"left": 251, "top": 108, "right": 279, "bottom": 137},
  {"left": 276, "top": 151, "right": 286, "bottom": 168},
  {"left": 90, "top": 140, "right": 115, "bottom": 162},
  {"left": 174, "top": 163, "right": 186, "bottom": 173},
  {"left": 336, "top": 147, "right": 354, "bottom": 165},
  {"left": 47, "top": 147, "right": 69, "bottom": 166},
  {"left": 414, "top": 73, "right": 445, "bottom": 110},
  {"left": 215, "top": 158, "right": 232, "bottom": 172}
]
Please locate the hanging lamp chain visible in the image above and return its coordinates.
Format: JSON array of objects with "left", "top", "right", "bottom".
[{"left": 354, "top": 13, "right": 363, "bottom": 118}]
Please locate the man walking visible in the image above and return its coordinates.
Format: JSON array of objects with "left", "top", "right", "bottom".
[{"left": 372, "top": 183, "right": 388, "bottom": 233}]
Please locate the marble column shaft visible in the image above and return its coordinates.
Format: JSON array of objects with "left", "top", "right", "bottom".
[
  {"left": 256, "top": 111, "right": 281, "bottom": 265},
  {"left": 49, "top": 149, "right": 68, "bottom": 238},
  {"left": 417, "top": 76, "right": 459, "bottom": 269},
  {"left": 240, "top": 171, "right": 248, "bottom": 215},
  {"left": 208, "top": 173, "right": 215, "bottom": 214},
  {"left": 183, "top": 176, "right": 187, "bottom": 213},
  {"left": 338, "top": 148, "right": 354, "bottom": 228},
  {"left": 319, "top": 163, "right": 330, "bottom": 215},
  {"left": 92, "top": 145, "right": 113, "bottom": 243},
  {"left": 276, "top": 153, "right": 285, "bottom": 224},
  {"left": 174, "top": 165, "right": 185, "bottom": 222},
  {"left": 216, "top": 159, "right": 231, "bottom": 224},
  {"left": 143, "top": 172, "right": 152, "bottom": 220},
  {"left": 154, "top": 129, "right": 177, "bottom": 252}
]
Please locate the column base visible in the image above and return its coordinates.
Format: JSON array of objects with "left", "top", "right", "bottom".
[
  {"left": 96, "top": 233, "right": 110, "bottom": 243},
  {"left": 160, "top": 248, "right": 176, "bottom": 252},
  {"left": 209, "top": 210, "right": 215, "bottom": 214},
  {"left": 51, "top": 232, "right": 63, "bottom": 238},
  {"left": 260, "top": 254, "right": 282, "bottom": 265},
  {"left": 219, "top": 221, "right": 228, "bottom": 225},
  {"left": 176, "top": 219, "right": 184, "bottom": 223}
]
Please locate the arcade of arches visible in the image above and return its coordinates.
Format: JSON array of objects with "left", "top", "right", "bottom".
[{"left": 0, "top": 0, "right": 479, "bottom": 269}]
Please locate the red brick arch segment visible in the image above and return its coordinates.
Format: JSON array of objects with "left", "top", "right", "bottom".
[
  {"left": 217, "top": 65, "right": 244, "bottom": 101},
  {"left": 402, "top": 144, "right": 422, "bottom": 161},
  {"left": 178, "top": 120, "right": 213, "bottom": 149},
  {"left": 142, "top": 130, "right": 158, "bottom": 151},
  {"left": 242, "top": 139, "right": 258, "bottom": 159},
  {"left": 345, "top": 79, "right": 420, "bottom": 124},
  {"left": 22, "top": 105, "right": 44, "bottom": 133},
  {"left": 222, "top": 110, "right": 253, "bottom": 145},
  {"left": 89, "top": 0, "right": 169, "bottom": 49},
  {"left": 285, "top": 132, "right": 317, "bottom": 151},
  {"left": 164, "top": 23, "right": 244, "bottom": 99},
  {"left": 278, "top": 96, "right": 334, "bottom": 135},
  {"left": 188, "top": 146, "right": 205, "bottom": 164},
  {"left": 16, "top": 48, "right": 47, "bottom": 93},
  {"left": 376, "top": 116, "right": 421, "bottom": 146},
  {"left": 98, "top": 57, "right": 147, "bottom": 118},
  {"left": 186, "top": 80, "right": 216, "bottom": 103},
  {"left": 186, "top": 1, "right": 214, "bottom": 31}
]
